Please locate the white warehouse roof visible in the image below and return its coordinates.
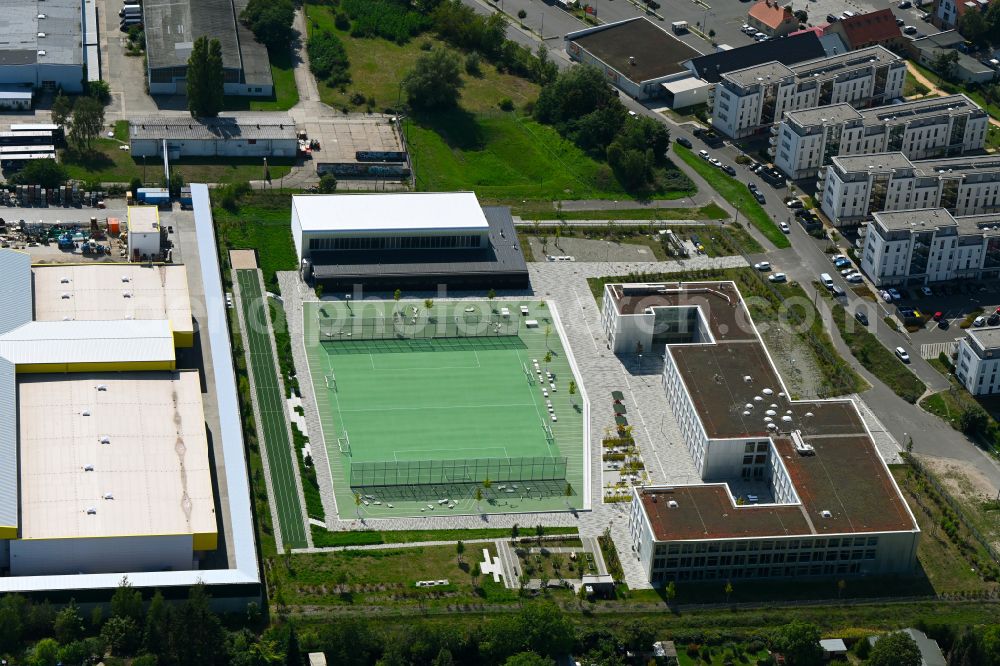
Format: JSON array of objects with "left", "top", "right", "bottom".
[
  {"left": 0, "top": 320, "right": 175, "bottom": 366},
  {"left": 292, "top": 192, "right": 490, "bottom": 234}
]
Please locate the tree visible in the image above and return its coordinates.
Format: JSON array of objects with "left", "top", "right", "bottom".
[
  {"left": 773, "top": 621, "right": 824, "bottom": 666},
  {"left": 144, "top": 589, "right": 170, "bottom": 656},
  {"left": 285, "top": 626, "right": 302, "bottom": 666},
  {"left": 517, "top": 9, "right": 527, "bottom": 20},
  {"left": 424, "top": 298, "right": 434, "bottom": 310},
  {"left": 318, "top": 173, "right": 338, "bottom": 193},
  {"left": 0, "top": 594, "right": 26, "bottom": 654},
  {"left": 475, "top": 487, "right": 483, "bottom": 511},
  {"left": 535, "top": 524, "right": 545, "bottom": 544},
  {"left": 665, "top": 580, "right": 676, "bottom": 604},
  {"left": 240, "top": 0, "right": 295, "bottom": 51},
  {"left": 101, "top": 616, "right": 142, "bottom": 656},
  {"left": 54, "top": 599, "right": 84, "bottom": 644},
  {"left": 403, "top": 48, "right": 464, "bottom": 110},
  {"left": 51, "top": 93, "right": 73, "bottom": 129},
  {"left": 869, "top": 631, "right": 922, "bottom": 666},
  {"left": 487, "top": 288, "right": 497, "bottom": 308},
  {"left": 511, "top": 523, "right": 520, "bottom": 541},
  {"left": 68, "top": 96, "right": 105, "bottom": 152},
  {"left": 723, "top": 580, "right": 733, "bottom": 603},
  {"left": 87, "top": 79, "right": 112, "bottom": 104},
  {"left": 456, "top": 540, "right": 465, "bottom": 565},
  {"left": 568, "top": 380, "right": 577, "bottom": 407},
  {"left": 932, "top": 49, "right": 960, "bottom": 82},
  {"left": 545, "top": 324, "right": 552, "bottom": 349},
  {"left": 504, "top": 652, "right": 554, "bottom": 666},
  {"left": 167, "top": 584, "right": 225, "bottom": 666},
  {"left": 960, "top": 404, "right": 989, "bottom": 435},
  {"left": 30, "top": 638, "right": 60, "bottom": 666},
  {"left": 10, "top": 159, "right": 68, "bottom": 188},
  {"left": 111, "top": 576, "right": 144, "bottom": 623},
  {"left": 187, "top": 36, "right": 224, "bottom": 117},
  {"left": 307, "top": 31, "right": 351, "bottom": 86},
  {"left": 960, "top": 9, "right": 990, "bottom": 45},
  {"left": 354, "top": 491, "right": 362, "bottom": 519},
  {"left": 394, "top": 289, "right": 402, "bottom": 311},
  {"left": 534, "top": 64, "right": 618, "bottom": 127}
]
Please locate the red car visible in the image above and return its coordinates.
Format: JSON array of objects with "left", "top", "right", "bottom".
[{"left": 933, "top": 311, "right": 943, "bottom": 321}]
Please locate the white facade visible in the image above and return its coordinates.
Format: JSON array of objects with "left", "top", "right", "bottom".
[
  {"left": 711, "top": 46, "right": 906, "bottom": 139},
  {"left": 773, "top": 96, "right": 988, "bottom": 180},
  {"left": 820, "top": 153, "right": 1000, "bottom": 226},
  {"left": 859, "top": 208, "right": 1000, "bottom": 286},
  {"left": 956, "top": 328, "right": 1000, "bottom": 395}
]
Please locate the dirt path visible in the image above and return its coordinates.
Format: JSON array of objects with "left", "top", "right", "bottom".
[{"left": 906, "top": 62, "right": 1000, "bottom": 130}]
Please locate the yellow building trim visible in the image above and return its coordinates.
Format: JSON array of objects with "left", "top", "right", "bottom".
[
  {"left": 0, "top": 525, "right": 17, "bottom": 539},
  {"left": 173, "top": 330, "right": 195, "bottom": 348},
  {"left": 193, "top": 531, "right": 219, "bottom": 551},
  {"left": 16, "top": 360, "right": 176, "bottom": 374}
]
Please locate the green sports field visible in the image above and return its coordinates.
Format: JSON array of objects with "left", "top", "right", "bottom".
[{"left": 303, "top": 300, "right": 585, "bottom": 519}]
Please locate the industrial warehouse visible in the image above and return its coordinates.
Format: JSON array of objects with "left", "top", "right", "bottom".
[
  {"left": 0, "top": 186, "right": 259, "bottom": 604},
  {"left": 129, "top": 115, "right": 298, "bottom": 159},
  {"left": 0, "top": 0, "right": 87, "bottom": 95},
  {"left": 600, "top": 282, "right": 920, "bottom": 586}
]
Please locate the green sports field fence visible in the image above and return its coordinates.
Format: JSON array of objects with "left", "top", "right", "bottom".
[
  {"left": 318, "top": 312, "right": 519, "bottom": 342},
  {"left": 322, "top": 335, "right": 527, "bottom": 355},
  {"left": 350, "top": 456, "right": 568, "bottom": 489}
]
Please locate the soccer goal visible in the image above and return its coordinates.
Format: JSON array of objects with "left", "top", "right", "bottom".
[
  {"left": 325, "top": 372, "right": 337, "bottom": 392},
  {"left": 337, "top": 430, "right": 351, "bottom": 455},
  {"left": 543, "top": 424, "right": 555, "bottom": 447},
  {"left": 523, "top": 362, "right": 535, "bottom": 385}
]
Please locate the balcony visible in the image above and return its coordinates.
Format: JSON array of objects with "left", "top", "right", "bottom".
[
  {"left": 816, "top": 179, "right": 825, "bottom": 190},
  {"left": 767, "top": 145, "right": 776, "bottom": 156},
  {"left": 770, "top": 125, "right": 779, "bottom": 135}
]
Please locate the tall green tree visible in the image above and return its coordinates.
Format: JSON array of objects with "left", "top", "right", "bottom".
[
  {"left": 403, "top": 48, "right": 464, "bottom": 110},
  {"left": 869, "top": 632, "right": 922, "bottom": 666},
  {"left": 51, "top": 93, "right": 73, "bottom": 129},
  {"left": 143, "top": 589, "right": 171, "bottom": 657},
  {"left": 772, "top": 621, "right": 824, "bottom": 666},
  {"left": 54, "top": 599, "right": 84, "bottom": 644},
  {"left": 0, "top": 594, "right": 26, "bottom": 654},
  {"left": 187, "top": 36, "right": 225, "bottom": 117},
  {"left": 111, "top": 576, "right": 144, "bottom": 623},
  {"left": 240, "top": 0, "right": 295, "bottom": 51},
  {"left": 166, "top": 585, "right": 226, "bottom": 665},
  {"left": 68, "top": 96, "right": 105, "bottom": 152},
  {"left": 960, "top": 10, "right": 990, "bottom": 45}
]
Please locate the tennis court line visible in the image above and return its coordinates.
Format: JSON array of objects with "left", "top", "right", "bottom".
[{"left": 339, "top": 402, "right": 538, "bottom": 413}]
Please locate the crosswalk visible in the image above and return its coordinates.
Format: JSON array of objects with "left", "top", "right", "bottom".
[{"left": 920, "top": 340, "right": 959, "bottom": 360}]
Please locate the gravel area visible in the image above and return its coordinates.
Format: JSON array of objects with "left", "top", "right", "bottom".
[{"left": 525, "top": 236, "right": 660, "bottom": 263}]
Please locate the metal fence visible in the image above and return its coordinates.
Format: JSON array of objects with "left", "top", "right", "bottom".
[
  {"left": 350, "top": 455, "right": 568, "bottom": 488},
  {"left": 318, "top": 312, "right": 519, "bottom": 342}
]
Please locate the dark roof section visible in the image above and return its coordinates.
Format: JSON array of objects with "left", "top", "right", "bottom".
[
  {"left": 310, "top": 207, "right": 529, "bottom": 281},
  {"left": 688, "top": 33, "right": 826, "bottom": 84},
  {"left": 832, "top": 9, "right": 902, "bottom": 50},
  {"left": 568, "top": 18, "right": 700, "bottom": 83}
]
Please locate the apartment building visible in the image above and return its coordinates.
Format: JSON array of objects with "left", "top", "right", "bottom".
[
  {"left": 956, "top": 327, "right": 1000, "bottom": 395},
  {"left": 711, "top": 46, "right": 906, "bottom": 139},
  {"left": 819, "top": 152, "right": 1000, "bottom": 226},
  {"left": 772, "top": 94, "right": 987, "bottom": 180},
  {"left": 600, "top": 282, "right": 920, "bottom": 587},
  {"left": 859, "top": 208, "right": 1000, "bottom": 286}
]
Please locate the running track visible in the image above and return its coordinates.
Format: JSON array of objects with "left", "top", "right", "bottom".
[{"left": 236, "top": 269, "right": 307, "bottom": 548}]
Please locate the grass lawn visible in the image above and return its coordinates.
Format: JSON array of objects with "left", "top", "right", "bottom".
[
  {"left": 892, "top": 464, "right": 1000, "bottom": 594},
  {"left": 677, "top": 650, "right": 770, "bottom": 666},
  {"left": 305, "top": 5, "right": 538, "bottom": 114},
  {"left": 406, "top": 110, "right": 692, "bottom": 202},
  {"left": 903, "top": 70, "right": 931, "bottom": 98},
  {"left": 272, "top": 544, "right": 535, "bottom": 608},
  {"left": 673, "top": 145, "right": 790, "bottom": 249},
  {"left": 224, "top": 48, "right": 299, "bottom": 112},
  {"left": 831, "top": 304, "right": 925, "bottom": 403},
  {"left": 519, "top": 203, "right": 727, "bottom": 220},
  {"left": 311, "top": 526, "right": 578, "bottom": 548},
  {"left": 214, "top": 193, "right": 298, "bottom": 290}
]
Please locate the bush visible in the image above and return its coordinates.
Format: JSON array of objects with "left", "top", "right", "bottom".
[
  {"left": 342, "top": 0, "right": 428, "bottom": 43},
  {"left": 87, "top": 79, "right": 111, "bottom": 104},
  {"left": 334, "top": 11, "right": 351, "bottom": 30},
  {"left": 10, "top": 159, "right": 68, "bottom": 189},
  {"left": 498, "top": 97, "right": 514, "bottom": 111},
  {"left": 318, "top": 174, "right": 338, "bottom": 193},
  {"left": 465, "top": 51, "right": 482, "bottom": 76},
  {"left": 350, "top": 91, "right": 366, "bottom": 105},
  {"left": 308, "top": 31, "right": 351, "bottom": 86},
  {"left": 240, "top": 0, "right": 295, "bottom": 51}
]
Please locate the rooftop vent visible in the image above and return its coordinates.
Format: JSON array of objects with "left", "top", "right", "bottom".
[
  {"left": 122, "top": 291, "right": 132, "bottom": 298},
  {"left": 83, "top": 464, "right": 94, "bottom": 471},
  {"left": 61, "top": 292, "right": 70, "bottom": 299},
  {"left": 121, "top": 275, "right": 130, "bottom": 282},
  {"left": 743, "top": 375, "right": 753, "bottom": 383},
  {"left": 96, "top": 384, "right": 108, "bottom": 391},
  {"left": 85, "top": 507, "right": 97, "bottom": 515},
  {"left": 37, "top": 50, "right": 45, "bottom": 56},
  {"left": 763, "top": 388, "right": 774, "bottom": 395},
  {"left": 81, "top": 409, "right": 91, "bottom": 416},
  {"left": 103, "top": 492, "right": 114, "bottom": 500},
  {"left": 99, "top": 436, "right": 110, "bottom": 444},
  {"left": 821, "top": 509, "right": 832, "bottom": 518},
  {"left": 667, "top": 500, "right": 679, "bottom": 508},
  {"left": 60, "top": 276, "right": 69, "bottom": 283},
  {"left": 37, "top": 32, "right": 45, "bottom": 38}
]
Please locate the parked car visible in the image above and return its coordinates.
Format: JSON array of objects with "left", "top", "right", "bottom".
[
  {"left": 676, "top": 136, "right": 692, "bottom": 148},
  {"left": 854, "top": 310, "right": 869, "bottom": 326},
  {"left": 895, "top": 347, "right": 911, "bottom": 363},
  {"left": 722, "top": 164, "right": 736, "bottom": 176},
  {"left": 920, "top": 11, "right": 932, "bottom": 21},
  {"left": 834, "top": 258, "right": 851, "bottom": 268},
  {"left": 881, "top": 290, "right": 893, "bottom": 303},
  {"left": 974, "top": 315, "right": 987, "bottom": 327},
  {"left": 753, "top": 191, "right": 766, "bottom": 204},
  {"left": 903, "top": 25, "right": 917, "bottom": 34},
  {"left": 826, "top": 13, "right": 839, "bottom": 22},
  {"left": 939, "top": 318, "right": 950, "bottom": 329},
  {"left": 768, "top": 272, "right": 787, "bottom": 282},
  {"left": 785, "top": 198, "right": 804, "bottom": 209},
  {"left": 747, "top": 181, "right": 758, "bottom": 191},
  {"left": 989, "top": 312, "right": 1000, "bottom": 326},
  {"left": 896, "top": 17, "right": 905, "bottom": 26},
  {"left": 888, "top": 288, "right": 902, "bottom": 301},
  {"left": 898, "top": 0, "right": 912, "bottom": 8},
  {"left": 754, "top": 261, "right": 772, "bottom": 271},
  {"left": 830, "top": 254, "right": 847, "bottom": 263},
  {"left": 933, "top": 311, "right": 944, "bottom": 321},
  {"left": 779, "top": 221, "right": 790, "bottom": 233},
  {"left": 846, "top": 273, "right": 863, "bottom": 283},
  {"left": 840, "top": 267, "right": 855, "bottom": 277},
  {"left": 921, "top": 286, "right": 933, "bottom": 296},
  {"left": 699, "top": 150, "right": 710, "bottom": 160},
  {"left": 709, "top": 157, "right": 722, "bottom": 167}
]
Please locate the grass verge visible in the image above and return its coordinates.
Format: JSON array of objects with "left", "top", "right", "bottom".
[
  {"left": 519, "top": 203, "right": 726, "bottom": 220},
  {"left": 224, "top": 48, "right": 299, "bottom": 111},
  {"left": 673, "top": 145, "right": 790, "bottom": 249},
  {"left": 213, "top": 193, "right": 298, "bottom": 291},
  {"left": 831, "top": 304, "right": 925, "bottom": 403},
  {"left": 311, "top": 526, "right": 578, "bottom": 548}
]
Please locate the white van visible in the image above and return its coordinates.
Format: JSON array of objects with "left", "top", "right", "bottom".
[{"left": 820, "top": 273, "right": 834, "bottom": 289}]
